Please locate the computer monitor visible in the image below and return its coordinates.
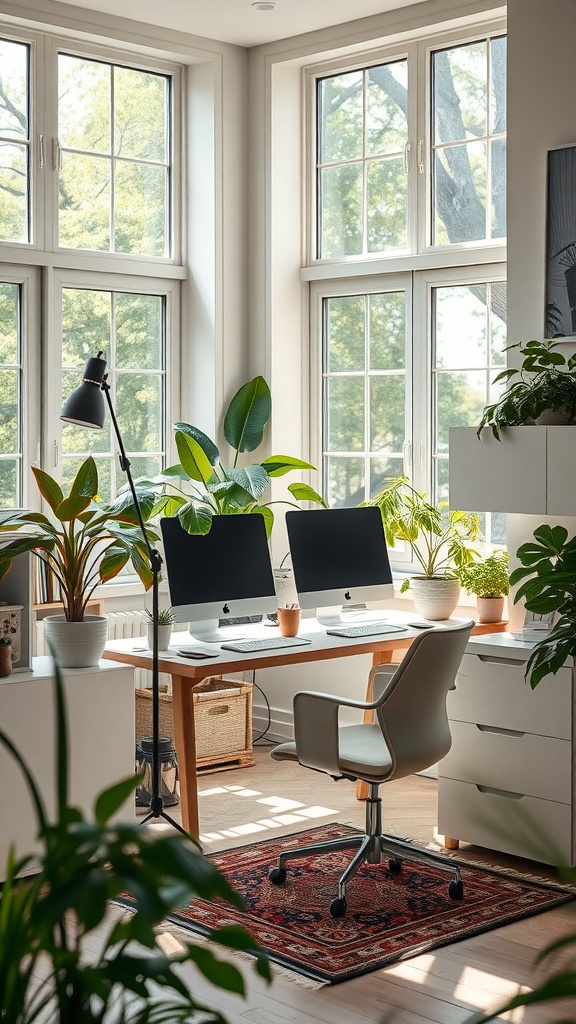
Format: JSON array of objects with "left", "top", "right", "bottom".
[
  {"left": 285, "top": 506, "right": 394, "bottom": 625},
  {"left": 160, "top": 514, "right": 277, "bottom": 642}
]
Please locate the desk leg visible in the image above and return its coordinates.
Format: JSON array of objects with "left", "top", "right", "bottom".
[
  {"left": 356, "top": 650, "right": 396, "bottom": 802},
  {"left": 171, "top": 674, "right": 199, "bottom": 838}
]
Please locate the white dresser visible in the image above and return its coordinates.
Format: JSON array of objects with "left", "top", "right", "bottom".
[
  {"left": 438, "top": 633, "right": 575, "bottom": 866},
  {"left": 0, "top": 657, "right": 135, "bottom": 879}
]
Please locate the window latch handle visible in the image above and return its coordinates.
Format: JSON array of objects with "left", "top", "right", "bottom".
[
  {"left": 402, "top": 441, "right": 412, "bottom": 476},
  {"left": 53, "top": 138, "right": 62, "bottom": 172},
  {"left": 39, "top": 134, "right": 45, "bottom": 170},
  {"left": 418, "top": 140, "right": 424, "bottom": 174},
  {"left": 403, "top": 141, "right": 411, "bottom": 175}
]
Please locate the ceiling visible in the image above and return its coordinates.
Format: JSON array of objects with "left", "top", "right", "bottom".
[{"left": 52, "top": 0, "right": 421, "bottom": 48}]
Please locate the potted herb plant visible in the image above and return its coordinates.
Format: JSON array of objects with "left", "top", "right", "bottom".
[
  {"left": 477, "top": 336, "right": 576, "bottom": 439},
  {"left": 0, "top": 657, "right": 270, "bottom": 1023},
  {"left": 509, "top": 523, "right": 576, "bottom": 688},
  {"left": 456, "top": 550, "right": 509, "bottom": 623},
  {"left": 0, "top": 456, "right": 158, "bottom": 668},
  {"left": 0, "top": 636, "right": 12, "bottom": 678},
  {"left": 364, "top": 478, "right": 480, "bottom": 620},
  {"left": 153, "top": 376, "right": 326, "bottom": 535},
  {"left": 144, "top": 605, "right": 175, "bottom": 651}
]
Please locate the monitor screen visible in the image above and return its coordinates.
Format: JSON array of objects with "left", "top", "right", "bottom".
[
  {"left": 160, "top": 514, "right": 277, "bottom": 640},
  {"left": 285, "top": 507, "right": 394, "bottom": 618}
]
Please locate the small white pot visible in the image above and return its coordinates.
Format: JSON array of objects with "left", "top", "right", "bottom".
[
  {"left": 410, "top": 577, "right": 461, "bottom": 621},
  {"left": 476, "top": 596, "right": 505, "bottom": 623},
  {"left": 43, "top": 614, "right": 108, "bottom": 668}
]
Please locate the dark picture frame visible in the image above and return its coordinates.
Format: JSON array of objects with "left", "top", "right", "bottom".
[{"left": 546, "top": 144, "right": 576, "bottom": 337}]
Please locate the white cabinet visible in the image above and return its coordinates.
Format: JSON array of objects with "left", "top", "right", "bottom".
[
  {"left": 0, "top": 657, "right": 135, "bottom": 879},
  {"left": 448, "top": 425, "right": 576, "bottom": 514},
  {"left": 438, "top": 634, "right": 575, "bottom": 866}
]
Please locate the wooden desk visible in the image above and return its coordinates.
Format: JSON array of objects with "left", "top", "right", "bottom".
[{"left": 104, "top": 617, "right": 507, "bottom": 837}]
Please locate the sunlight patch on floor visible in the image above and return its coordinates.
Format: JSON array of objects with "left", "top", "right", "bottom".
[{"left": 199, "top": 804, "right": 339, "bottom": 845}]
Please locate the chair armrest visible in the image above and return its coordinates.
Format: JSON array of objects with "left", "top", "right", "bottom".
[{"left": 293, "top": 689, "right": 377, "bottom": 776}]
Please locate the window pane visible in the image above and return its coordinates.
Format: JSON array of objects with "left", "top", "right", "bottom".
[
  {"left": 116, "top": 294, "right": 162, "bottom": 370},
  {"left": 367, "top": 156, "right": 407, "bottom": 251},
  {"left": 0, "top": 282, "right": 21, "bottom": 507},
  {"left": 318, "top": 70, "right": 363, "bottom": 164},
  {"left": 433, "top": 42, "right": 486, "bottom": 146},
  {"left": 490, "top": 283, "right": 507, "bottom": 365},
  {"left": 370, "top": 292, "right": 405, "bottom": 370},
  {"left": 370, "top": 375, "right": 405, "bottom": 451},
  {"left": 62, "top": 289, "right": 111, "bottom": 365},
  {"left": 59, "top": 153, "right": 111, "bottom": 250},
  {"left": 0, "top": 143, "right": 28, "bottom": 243},
  {"left": 326, "top": 296, "right": 365, "bottom": 372},
  {"left": 325, "top": 456, "right": 364, "bottom": 508},
  {"left": 114, "top": 67, "right": 167, "bottom": 161},
  {"left": 366, "top": 61, "right": 408, "bottom": 156},
  {"left": 490, "top": 36, "right": 507, "bottom": 134},
  {"left": 326, "top": 377, "right": 364, "bottom": 451},
  {"left": 369, "top": 457, "right": 404, "bottom": 498},
  {"left": 319, "top": 164, "right": 363, "bottom": 258},
  {"left": 435, "top": 285, "right": 487, "bottom": 369},
  {"left": 0, "top": 39, "right": 28, "bottom": 139},
  {"left": 491, "top": 137, "right": 506, "bottom": 239},
  {"left": 58, "top": 55, "right": 111, "bottom": 153},
  {"left": 435, "top": 456, "right": 449, "bottom": 503},
  {"left": 116, "top": 373, "right": 162, "bottom": 451},
  {"left": 434, "top": 141, "right": 486, "bottom": 245},
  {"left": 436, "top": 369, "right": 486, "bottom": 452},
  {"left": 114, "top": 162, "right": 166, "bottom": 256}
]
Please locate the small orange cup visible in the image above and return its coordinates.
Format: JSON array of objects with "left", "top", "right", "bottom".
[{"left": 277, "top": 607, "right": 301, "bottom": 637}]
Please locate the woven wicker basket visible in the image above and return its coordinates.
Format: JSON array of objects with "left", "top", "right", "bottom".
[{"left": 135, "top": 676, "right": 254, "bottom": 771}]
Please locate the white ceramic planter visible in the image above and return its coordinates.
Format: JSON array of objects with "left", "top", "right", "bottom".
[
  {"left": 146, "top": 622, "right": 173, "bottom": 651},
  {"left": 476, "top": 595, "right": 505, "bottom": 623},
  {"left": 410, "top": 577, "right": 461, "bottom": 621},
  {"left": 43, "top": 614, "right": 108, "bottom": 668}
]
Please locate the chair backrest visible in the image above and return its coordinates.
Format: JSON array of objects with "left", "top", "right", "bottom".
[{"left": 375, "top": 619, "right": 474, "bottom": 780}]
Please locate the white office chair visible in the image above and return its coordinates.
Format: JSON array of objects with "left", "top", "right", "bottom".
[{"left": 268, "top": 619, "right": 474, "bottom": 917}]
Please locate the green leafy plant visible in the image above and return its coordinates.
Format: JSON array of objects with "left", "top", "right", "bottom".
[
  {"left": 153, "top": 376, "right": 326, "bottom": 535},
  {"left": 0, "top": 635, "right": 12, "bottom": 646},
  {"left": 456, "top": 550, "right": 510, "bottom": 598},
  {"left": 144, "top": 606, "right": 175, "bottom": 625},
  {"left": 0, "top": 457, "right": 158, "bottom": 621},
  {"left": 509, "top": 524, "right": 576, "bottom": 688},
  {"left": 0, "top": 656, "right": 270, "bottom": 1024},
  {"left": 363, "top": 478, "right": 480, "bottom": 591},
  {"left": 477, "top": 337, "right": 576, "bottom": 439}
]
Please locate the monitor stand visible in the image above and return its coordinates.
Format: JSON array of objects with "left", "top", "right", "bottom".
[
  {"left": 187, "top": 619, "right": 245, "bottom": 644},
  {"left": 316, "top": 604, "right": 388, "bottom": 627}
]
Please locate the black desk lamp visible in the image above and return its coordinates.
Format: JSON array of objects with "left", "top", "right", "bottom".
[{"left": 61, "top": 351, "right": 187, "bottom": 836}]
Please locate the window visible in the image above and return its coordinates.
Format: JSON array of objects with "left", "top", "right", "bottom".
[
  {"left": 311, "top": 25, "right": 507, "bottom": 558},
  {"left": 0, "top": 24, "right": 181, "bottom": 529}
]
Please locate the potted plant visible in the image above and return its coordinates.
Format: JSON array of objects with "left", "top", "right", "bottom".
[
  {"left": 509, "top": 523, "right": 576, "bottom": 688},
  {"left": 477, "top": 336, "right": 576, "bottom": 439},
  {"left": 0, "top": 636, "right": 12, "bottom": 678},
  {"left": 144, "top": 605, "right": 175, "bottom": 651},
  {"left": 0, "top": 456, "right": 158, "bottom": 668},
  {"left": 0, "top": 658, "right": 270, "bottom": 1023},
  {"left": 456, "top": 550, "right": 509, "bottom": 623},
  {"left": 153, "top": 376, "right": 326, "bottom": 535},
  {"left": 364, "top": 478, "right": 480, "bottom": 620}
]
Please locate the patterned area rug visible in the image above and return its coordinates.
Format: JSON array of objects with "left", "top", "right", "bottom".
[{"left": 162, "top": 824, "right": 573, "bottom": 984}]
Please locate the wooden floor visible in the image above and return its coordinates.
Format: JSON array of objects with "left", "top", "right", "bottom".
[{"left": 139, "top": 746, "right": 576, "bottom": 1024}]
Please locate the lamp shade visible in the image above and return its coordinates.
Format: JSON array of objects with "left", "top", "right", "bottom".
[{"left": 61, "top": 355, "right": 107, "bottom": 429}]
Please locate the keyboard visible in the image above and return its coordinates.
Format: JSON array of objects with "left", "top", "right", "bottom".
[
  {"left": 220, "top": 636, "right": 313, "bottom": 653},
  {"left": 326, "top": 623, "right": 407, "bottom": 639}
]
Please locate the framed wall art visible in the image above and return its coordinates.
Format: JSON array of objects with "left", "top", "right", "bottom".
[{"left": 546, "top": 144, "right": 576, "bottom": 337}]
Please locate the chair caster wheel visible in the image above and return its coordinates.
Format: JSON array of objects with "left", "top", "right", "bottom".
[
  {"left": 449, "top": 879, "right": 464, "bottom": 901},
  {"left": 388, "top": 858, "right": 402, "bottom": 875},
  {"left": 269, "top": 867, "right": 287, "bottom": 885},
  {"left": 330, "top": 896, "right": 347, "bottom": 918}
]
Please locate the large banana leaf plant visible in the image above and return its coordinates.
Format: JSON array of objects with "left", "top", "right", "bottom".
[
  {"left": 153, "top": 376, "right": 326, "bottom": 535},
  {"left": 0, "top": 456, "right": 158, "bottom": 621}
]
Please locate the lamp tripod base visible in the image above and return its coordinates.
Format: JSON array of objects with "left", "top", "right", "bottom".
[{"left": 139, "top": 797, "right": 188, "bottom": 835}]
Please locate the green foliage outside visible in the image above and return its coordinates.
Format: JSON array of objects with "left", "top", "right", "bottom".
[
  {"left": 153, "top": 376, "right": 327, "bottom": 536},
  {"left": 0, "top": 658, "right": 270, "bottom": 1024}
]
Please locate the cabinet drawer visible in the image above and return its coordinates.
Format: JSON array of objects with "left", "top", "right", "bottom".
[
  {"left": 441, "top": 721, "right": 572, "bottom": 803},
  {"left": 438, "top": 777, "right": 574, "bottom": 866},
  {"left": 450, "top": 654, "right": 573, "bottom": 739}
]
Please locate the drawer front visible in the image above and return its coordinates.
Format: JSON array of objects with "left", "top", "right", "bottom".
[
  {"left": 440, "top": 722, "right": 572, "bottom": 803},
  {"left": 438, "top": 777, "right": 574, "bottom": 866},
  {"left": 450, "top": 654, "right": 573, "bottom": 739}
]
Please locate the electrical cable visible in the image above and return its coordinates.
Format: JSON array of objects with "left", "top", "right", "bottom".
[{"left": 250, "top": 670, "right": 274, "bottom": 743}]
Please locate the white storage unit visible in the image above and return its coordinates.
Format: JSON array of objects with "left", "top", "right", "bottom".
[
  {"left": 448, "top": 425, "right": 576, "bottom": 515},
  {"left": 438, "top": 633, "right": 575, "bottom": 866},
  {"left": 0, "top": 657, "right": 135, "bottom": 879}
]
